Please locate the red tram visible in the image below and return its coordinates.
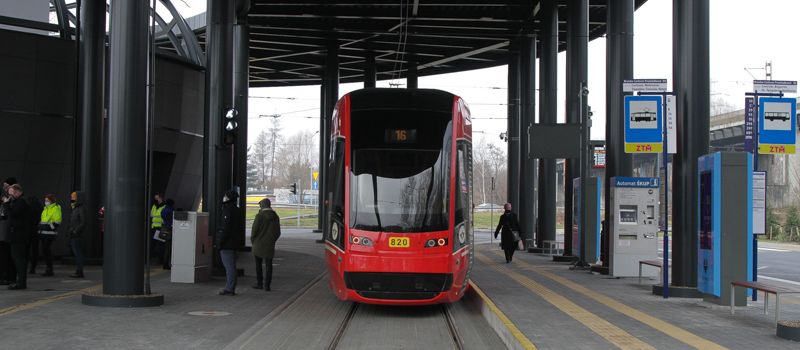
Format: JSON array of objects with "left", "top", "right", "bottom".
[{"left": 324, "top": 88, "right": 474, "bottom": 305}]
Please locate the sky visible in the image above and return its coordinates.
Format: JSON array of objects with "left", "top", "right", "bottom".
[{"left": 215, "top": 0, "right": 800, "bottom": 149}]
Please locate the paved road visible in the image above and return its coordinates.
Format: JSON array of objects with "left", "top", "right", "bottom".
[{"left": 757, "top": 241, "right": 800, "bottom": 286}]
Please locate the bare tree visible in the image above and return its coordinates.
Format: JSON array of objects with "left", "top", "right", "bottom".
[
  {"left": 251, "top": 130, "right": 270, "bottom": 190},
  {"left": 274, "top": 130, "right": 319, "bottom": 202}
]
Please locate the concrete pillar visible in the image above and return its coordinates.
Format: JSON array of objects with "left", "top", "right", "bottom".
[
  {"left": 537, "top": 0, "right": 558, "bottom": 247},
  {"left": 364, "top": 51, "right": 376, "bottom": 88},
  {"left": 507, "top": 40, "right": 521, "bottom": 215},
  {"left": 603, "top": 0, "right": 634, "bottom": 266},
  {"left": 319, "top": 39, "right": 338, "bottom": 234},
  {"left": 672, "top": 0, "right": 709, "bottom": 288},
  {"left": 519, "top": 34, "right": 536, "bottom": 245},
  {"left": 407, "top": 60, "right": 418, "bottom": 88},
  {"left": 77, "top": 0, "right": 105, "bottom": 261},
  {"left": 101, "top": 0, "right": 149, "bottom": 297},
  {"left": 564, "top": 0, "right": 589, "bottom": 257},
  {"left": 204, "top": 0, "right": 235, "bottom": 244},
  {"left": 233, "top": 0, "right": 250, "bottom": 248}
]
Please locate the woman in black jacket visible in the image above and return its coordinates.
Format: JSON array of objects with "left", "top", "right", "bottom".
[{"left": 494, "top": 203, "right": 521, "bottom": 263}]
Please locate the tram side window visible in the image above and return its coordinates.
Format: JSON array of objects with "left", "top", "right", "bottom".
[
  {"left": 454, "top": 143, "right": 470, "bottom": 226},
  {"left": 328, "top": 139, "right": 346, "bottom": 246}
]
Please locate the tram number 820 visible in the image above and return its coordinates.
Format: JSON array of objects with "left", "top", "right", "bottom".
[{"left": 388, "top": 237, "right": 410, "bottom": 248}]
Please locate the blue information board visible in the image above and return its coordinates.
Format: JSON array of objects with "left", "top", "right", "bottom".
[
  {"left": 758, "top": 97, "right": 796, "bottom": 154},
  {"left": 624, "top": 95, "right": 663, "bottom": 153}
]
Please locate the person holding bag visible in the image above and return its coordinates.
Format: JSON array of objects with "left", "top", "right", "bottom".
[
  {"left": 36, "top": 194, "right": 61, "bottom": 276},
  {"left": 494, "top": 203, "right": 521, "bottom": 263}
]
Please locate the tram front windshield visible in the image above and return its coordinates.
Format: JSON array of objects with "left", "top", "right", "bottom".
[{"left": 350, "top": 112, "right": 451, "bottom": 233}]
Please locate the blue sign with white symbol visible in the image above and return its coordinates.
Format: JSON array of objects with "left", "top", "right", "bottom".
[
  {"left": 312, "top": 181, "right": 318, "bottom": 190},
  {"left": 613, "top": 177, "right": 659, "bottom": 188},
  {"left": 758, "top": 97, "right": 796, "bottom": 154},
  {"left": 624, "top": 95, "right": 663, "bottom": 153}
]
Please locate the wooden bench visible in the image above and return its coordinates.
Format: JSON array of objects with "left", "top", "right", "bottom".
[
  {"left": 638, "top": 260, "right": 669, "bottom": 284},
  {"left": 730, "top": 281, "right": 800, "bottom": 324},
  {"left": 542, "top": 240, "right": 563, "bottom": 256}
]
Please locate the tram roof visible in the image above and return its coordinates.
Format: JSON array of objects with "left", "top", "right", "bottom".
[{"left": 213, "top": 0, "right": 646, "bottom": 88}]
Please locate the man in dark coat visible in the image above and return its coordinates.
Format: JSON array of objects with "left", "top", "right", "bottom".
[
  {"left": 494, "top": 203, "right": 521, "bottom": 263},
  {"left": 250, "top": 198, "right": 281, "bottom": 291},
  {"left": 68, "top": 191, "right": 87, "bottom": 278},
  {"left": 5, "top": 184, "right": 32, "bottom": 289},
  {"left": 216, "top": 189, "right": 242, "bottom": 295}
]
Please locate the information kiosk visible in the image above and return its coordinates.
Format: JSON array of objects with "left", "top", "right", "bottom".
[
  {"left": 697, "top": 152, "right": 753, "bottom": 306},
  {"left": 609, "top": 177, "right": 659, "bottom": 277},
  {"left": 573, "top": 177, "right": 602, "bottom": 263}
]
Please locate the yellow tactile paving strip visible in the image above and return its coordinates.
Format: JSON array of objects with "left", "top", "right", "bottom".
[
  {"left": 487, "top": 249, "right": 727, "bottom": 350},
  {"left": 477, "top": 252, "right": 655, "bottom": 350},
  {"left": 469, "top": 281, "right": 538, "bottom": 350}
]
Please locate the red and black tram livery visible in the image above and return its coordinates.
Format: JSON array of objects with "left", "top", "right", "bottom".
[{"left": 324, "top": 88, "right": 474, "bottom": 305}]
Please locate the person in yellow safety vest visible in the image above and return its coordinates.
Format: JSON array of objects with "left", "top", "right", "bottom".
[
  {"left": 35, "top": 194, "right": 62, "bottom": 276},
  {"left": 150, "top": 193, "right": 166, "bottom": 266}
]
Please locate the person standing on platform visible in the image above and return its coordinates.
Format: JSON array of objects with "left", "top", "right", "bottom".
[
  {"left": 494, "top": 203, "right": 521, "bottom": 263},
  {"left": 160, "top": 199, "right": 175, "bottom": 270},
  {"left": 250, "top": 198, "right": 281, "bottom": 292},
  {"left": 149, "top": 193, "right": 166, "bottom": 266},
  {"left": 26, "top": 195, "right": 43, "bottom": 275},
  {"left": 67, "top": 191, "right": 86, "bottom": 278},
  {"left": 36, "top": 194, "right": 61, "bottom": 276},
  {"left": 0, "top": 178, "right": 18, "bottom": 285},
  {"left": 5, "top": 184, "right": 32, "bottom": 289},
  {"left": 216, "top": 189, "right": 242, "bottom": 296}
]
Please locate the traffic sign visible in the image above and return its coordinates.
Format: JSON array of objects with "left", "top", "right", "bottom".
[
  {"left": 623, "top": 79, "right": 667, "bottom": 92},
  {"left": 753, "top": 80, "right": 797, "bottom": 94},
  {"left": 624, "top": 95, "right": 663, "bottom": 153},
  {"left": 312, "top": 181, "right": 318, "bottom": 190},
  {"left": 312, "top": 171, "right": 319, "bottom": 181},
  {"left": 758, "top": 97, "right": 796, "bottom": 154}
]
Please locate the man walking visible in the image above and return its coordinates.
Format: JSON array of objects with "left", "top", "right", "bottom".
[{"left": 251, "top": 198, "right": 281, "bottom": 291}]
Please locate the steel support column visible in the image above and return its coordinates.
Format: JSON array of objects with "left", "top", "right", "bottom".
[
  {"left": 233, "top": 0, "right": 250, "bottom": 248},
  {"left": 604, "top": 0, "right": 634, "bottom": 266},
  {"left": 564, "top": 0, "right": 588, "bottom": 257},
  {"left": 537, "top": 0, "right": 558, "bottom": 247},
  {"left": 77, "top": 0, "right": 105, "bottom": 261},
  {"left": 407, "top": 60, "right": 418, "bottom": 89},
  {"left": 519, "top": 34, "right": 536, "bottom": 245},
  {"left": 507, "top": 40, "right": 521, "bottom": 216},
  {"left": 364, "top": 50, "right": 376, "bottom": 88},
  {"left": 316, "top": 82, "right": 326, "bottom": 233},
  {"left": 319, "top": 40, "right": 339, "bottom": 235},
  {"left": 672, "top": 0, "right": 709, "bottom": 288},
  {"left": 102, "top": 0, "right": 149, "bottom": 296},
  {"left": 204, "top": 0, "right": 235, "bottom": 242}
]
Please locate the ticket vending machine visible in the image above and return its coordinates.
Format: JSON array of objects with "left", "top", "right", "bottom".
[
  {"left": 697, "top": 152, "right": 752, "bottom": 306},
  {"left": 609, "top": 177, "right": 659, "bottom": 277},
  {"left": 573, "top": 177, "right": 602, "bottom": 263},
  {"left": 171, "top": 212, "right": 212, "bottom": 283}
]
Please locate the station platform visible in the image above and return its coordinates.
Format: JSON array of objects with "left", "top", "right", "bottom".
[{"left": 0, "top": 230, "right": 797, "bottom": 349}]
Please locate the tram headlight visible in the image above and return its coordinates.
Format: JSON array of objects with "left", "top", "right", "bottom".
[
  {"left": 437, "top": 238, "right": 447, "bottom": 246},
  {"left": 350, "top": 235, "right": 372, "bottom": 247},
  {"left": 458, "top": 226, "right": 467, "bottom": 244},
  {"left": 352, "top": 236, "right": 361, "bottom": 245},
  {"left": 425, "top": 239, "right": 436, "bottom": 248}
]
